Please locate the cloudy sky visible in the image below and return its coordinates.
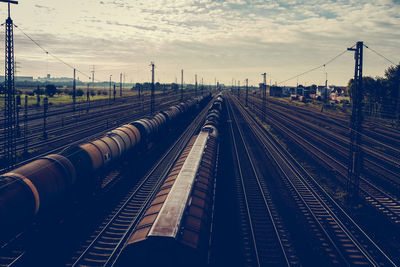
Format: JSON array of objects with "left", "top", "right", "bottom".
[{"left": 0, "top": 0, "right": 399, "bottom": 86}]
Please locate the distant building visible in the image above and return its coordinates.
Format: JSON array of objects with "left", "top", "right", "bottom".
[
  {"left": 36, "top": 76, "right": 74, "bottom": 83},
  {"left": 269, "top": 86, "right": 291, "bottom": 97}
]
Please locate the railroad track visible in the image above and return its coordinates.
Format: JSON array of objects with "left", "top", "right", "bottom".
[
  {"left": 0, "top": 94, "right": 141, "bottom": 135},
  {"left": 267, "top": 98, "right": 400, "bottom": 166},
  {"left": 230, "top": 94, "right": 396, "bottom": 266},
  {"left": 248, "top": 94, "right": 400, "bottom": 156},
  {"left": 0, "top": 93, "right": 185, "bottom": 156},
  {"left": 227, "top": 98, "right": 297, "bottom": 266},
  {"left": 0, "top": 94, "right": 193, "bottom": 170},
  {"left": 260, "top": 102, "right": 400, "bottom": 191},
  {"left": 0, "top": 235, "right": 25, "bottom": 267},
  {"left": 68, "top": 101, "right": 210, "bottom": 267},
  {"left": 246, "top": 98, "right": 400, "bottom": 226},
  {"left": 269, "top": 96, "right": 400, "bottom": 138}
]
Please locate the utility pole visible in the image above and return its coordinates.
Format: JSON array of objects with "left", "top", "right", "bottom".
[
  {"left": 201, "top": 78, "right": 204, "bottom": 96},
  {"left": 321, "top": 71, "right": 328, "bottom": 112},
  {"left": 195, "top": 74, "right": 198, "bottom": 97},
  {"left": 86, "top": 83, "right": 90, "bottom": 113},
  {"left": 151, "top": 62, "right": 155, "bottom": 115},
  {"left": 109, "top": 75, "right": 112, "bottom": 105},
  {"left": 237, "top": 81, "right": 240, "bottom": 98},
  {"left": 261, "top": 73, "right": 267, "bottom": 122},
  {"left": 245, "top": 78, "right": 249, "bottom": 107},
  {"left": 181, "top": 69, "right": 184, "bottom": 101},
  {"left": 23, "top": 95, "right": 28, "bottom": 155},
  {"left": 91, "top": 65, "right": 95, "bottom": 85},
  {"left": 2, "top": 0, "right": 18, "bottom": 168},
  {"left": 120, "top": 72, "right": 122, "bottom": 97},
  {"left": 73, "top": 68, "right": 76, "bottom": 111},
  {"left": 347, "top": 41, "right": 364, "bottom": 204},
  {"left": 113, "top": 84, "right": 116, "bottom": 102}
]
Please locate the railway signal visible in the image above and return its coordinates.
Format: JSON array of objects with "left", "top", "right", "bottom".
[{"left": 347, "top": 41, "right": 364, "bottom": 204}]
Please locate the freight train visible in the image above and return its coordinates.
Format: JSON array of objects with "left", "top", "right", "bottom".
[
  {"left": 116, "top": 94, "right": 224, "bottom": 267},
  {"left": 0, "top": 95, "right": 210, "bottom": 244}
]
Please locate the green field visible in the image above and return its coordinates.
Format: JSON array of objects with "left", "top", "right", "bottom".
[{"left": 0, "top": 88, "right": 172, "bottom": 110}]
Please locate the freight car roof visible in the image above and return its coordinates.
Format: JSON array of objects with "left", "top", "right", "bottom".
[{"left": 148, "top": 131, "right": 210, "bottom": 238}]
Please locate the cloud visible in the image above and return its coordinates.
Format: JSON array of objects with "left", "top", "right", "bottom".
[
  {"left": 34, "top": 4, "right": 55, "bottom": 12},
  {"left": 5, "top": 0, "right": 399, "bottom": 85}
]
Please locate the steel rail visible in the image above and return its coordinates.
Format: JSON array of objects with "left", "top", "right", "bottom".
[
  {"left": 227, "top": 98, "right": 291, "bottom": 266},
  {"left": 232, "top": 94, "right": 395, "bottom": 266}
]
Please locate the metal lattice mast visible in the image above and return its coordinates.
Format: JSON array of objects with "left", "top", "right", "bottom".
[
  {"left": 3, "top": 1, "right": 18, "bottom": 168},
  {"left": 347, "top": 41, "right": 364, "bottom": 203}
]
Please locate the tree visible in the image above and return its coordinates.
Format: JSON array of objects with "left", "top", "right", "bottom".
[
  {"left": 346, "top": 63, "right": 400, "bottom": 119},
  {"left": 45, "top": 84, "right": 58, "bottom": 97},
  {"left": 384, "top": 64, "right": 400, "bottom": 121},
  {"left": 171, "top": 83, "right": 179, "bottom": 91},
  {"left": 76, "top": 89, "right": 84, "bottom": 97}
]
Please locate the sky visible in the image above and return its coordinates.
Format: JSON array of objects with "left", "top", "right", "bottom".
[{"left": 0, "top": 0, "right": 399, "bottom": 86}]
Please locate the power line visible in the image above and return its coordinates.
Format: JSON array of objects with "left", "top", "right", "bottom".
[
  {"left": 277, "top": 48, "right": 352, "bottom": 85},
  {"left": 363, "top": 44, "right": 398, "bottom": 66},
  {"left": 14, "top": 24, "right": 92, "bottom": 80}
]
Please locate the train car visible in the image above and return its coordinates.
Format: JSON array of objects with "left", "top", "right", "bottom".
[
  {"left": 0, "top": 154, "right": 76, "bottom": 242},
  {"left": 0, "top": 96, "right": 211, "bottom": 245},
  {"left": 116, "top": 95, "right": 223, "bottom": 267},
  {"left": 131, "top": 119, "right": 154, "bottom": 142},
  {"left": 160, "top": 106, "right": 180, "bottom": 122}
]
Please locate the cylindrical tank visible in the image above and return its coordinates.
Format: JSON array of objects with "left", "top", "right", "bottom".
[
  {"left": 119, "top": 124, "right": 141, "bottom": 147},
  {"left": 0, "top": 154, "right": 76, "bottom": 242},
  {"left": 101, "top": 136, "right": 121, "bottom": 159}
]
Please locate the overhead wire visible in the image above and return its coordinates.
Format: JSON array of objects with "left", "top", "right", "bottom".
[
  {"left": 277, "top": 47, "right": 354, "bottom": 85},
  {"left": 364, "top": 44, "right": 398, "bottom": 66},
  {"left": 14, "top": 24, "right": 92, "bottom": 80}
]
